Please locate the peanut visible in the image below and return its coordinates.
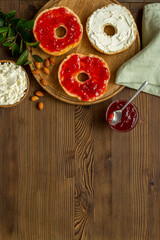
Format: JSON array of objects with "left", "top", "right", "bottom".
[
  {"left": 31, "top": 96, "right": 39, "bottom": 102},
  {"left": 34, "top": 62, "right": 41, "bottom": 69},
  {"left": 41, "top": 78, "right": 48, "bottom": 86},
  {"left": 38, "top": 102, "right": 43, "bottom": 111},
  {"left": 35, "top": 91, "right": 44, "bottom": 97},
  {"left": 43, "top": 67, "right": 50, "bottom": 75},
  {"left": 49, "top": 57, "right": 55, "bottom": 65},
  {"left": 32, "top": 69, "right": 41, "bottom": 75},
  {"left": 44, "top": 59, "right": 50, "bottom": 68}
]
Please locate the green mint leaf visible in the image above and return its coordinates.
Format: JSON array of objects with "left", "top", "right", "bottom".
[
  {"left": 24, "top": 60, "right": 32, "bottom": 65},
  {"left": 16, "top": 19, "right": 26, "bottom": 30},
  {"left": 16, "top": 49, "right": 28, "bottom": 65},
  {"left": 26, "top": 41, "right": 40, "bottom": 48},
  {"left": 22, "top": 20, "right": 34, "bottom": 30},
  {"left": 6, "top": 36, "right": 15, "bottom": 42},
  {"left": 0, "top": 11, "right": 8, "bottom": 19},
  {"left": 7, "top": 10, "right": 16, "bottom": 19},
  {"left": 0, "top": 27, "right": 8, "bottom": 34},
  {"left": 0, "top": 17, "right": 5, "bottom": 27},
  {"left": 8, "top": 25, "right": 16, "bottom": 37},
  {"left": 3, "top": 41, "right": 13, "bottom": 47},
  {"left": 11, "top": 42, "right": 19, "bottom": 57},
  {"left": 4, "top": 21, "right": 8, "bottom": 27},
  {"left": 11, "top": 18, "right": 21, "bottom": 26},
  {"left": 0, "top": 34, "right": 7, "bottom": 43},
  {"left": 32, "top": 54, "right": 44, "bottom": 62},
  {"left": 19, "top": 39, "right": 26, "bottom": 54},
  {"left": 19, "top": 29, "right": 32, "bottom": 42},
  {"left": 3, "top": 36, "right": 15, "bottom": 46}
]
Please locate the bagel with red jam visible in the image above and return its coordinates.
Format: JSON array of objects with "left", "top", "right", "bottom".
[
  {"left": 33, "top": 7, "right": 83, "bottom": 56},
  {"left": 58, "top": 53, "right": 110, "bottom": 101}
]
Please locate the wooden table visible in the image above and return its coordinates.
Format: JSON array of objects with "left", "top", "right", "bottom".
[{"left": 0, "top": 0, "right": 160, "bottom": 239}]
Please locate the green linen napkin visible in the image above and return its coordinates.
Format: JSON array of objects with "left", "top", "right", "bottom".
[{"left": 116, "top": 3, "right": 160, "bottom": 97}]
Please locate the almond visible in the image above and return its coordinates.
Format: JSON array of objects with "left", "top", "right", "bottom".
[
  {"left": 49, "top": 57, "right": 55, "bottom": 65},
  {"left": 38, "top": 102, "right": 43, "bottom": 111},
  {"left": 44, "top": 59, "right": 50, "bottom": 68},
  {"left": 41, "top": 78, "right": 48, "bottom": 86},
  {"left": 43, "top": 67, "right": 50, "bottom": 75},
  {"left": 32, "top": 69, "right": 41, "bottom": 75},
  {"left": 34, "top": 62, "right": 41, "bottom": 69},
  {"left": 31, "top": 96, "right": 39, "bottom": 102},
  {"left": 35, "top": 91, "right": 44, "bottom": 97}
]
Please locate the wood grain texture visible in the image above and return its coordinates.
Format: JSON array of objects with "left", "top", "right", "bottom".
[
  {"left": 0, "top": 1, "right": 160, "bottom": 240},
  {"left": 74, "top": 106, "right": 94, "bottom": 239},
  {"left": 28, "top": 0, "right": 140, "bottom": 105},
  {"left": 93, "top": 102, "right": 112, "bottom": 240}
]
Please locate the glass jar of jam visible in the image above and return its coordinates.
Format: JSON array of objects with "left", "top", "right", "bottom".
[{"left": 106, "top": 99, "right": 139, "bottom": 132}]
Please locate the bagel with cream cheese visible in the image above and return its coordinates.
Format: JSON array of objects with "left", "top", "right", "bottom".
[{"left": 86, "top": 4, "right": 137, "bottom": 55}]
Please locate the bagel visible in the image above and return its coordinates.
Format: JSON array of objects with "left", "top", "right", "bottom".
[
  {"left": 86, "top": 4, "right": 137, "bottom": 55},
  {"left": 58, "top": 53, "right": 110, "bottom": 101},
  {"left": 33, "top": 7, "right": 83, "bottom": 56}
]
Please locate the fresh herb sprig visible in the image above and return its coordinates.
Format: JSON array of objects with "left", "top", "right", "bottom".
[{"left": 0, "top": 9, "right": 44, "bottom": 65}]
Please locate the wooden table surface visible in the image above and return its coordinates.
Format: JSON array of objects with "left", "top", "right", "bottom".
[{"left": 0, "top": 0, "right": 160, "bottom": 239}]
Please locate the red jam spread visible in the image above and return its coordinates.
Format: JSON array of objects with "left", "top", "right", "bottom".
[
  {"left": 59, "top": 54, "right": 110, "bottom": 101},
  {"left": 34, "top": 7, "right": 83, "bottom": 53},
  {"left": 106, "top": 99, "right": 139, "bottom": 132}
]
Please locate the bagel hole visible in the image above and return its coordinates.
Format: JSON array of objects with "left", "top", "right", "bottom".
[
  {"left": 104, "top": 25, "right": 116, "bottom": 36},
  {"left": 55, "top": 26, "right": 66, "bottom": 38},
  {"left": 77, "top": 73, "right": 89, "bottom": 82}
]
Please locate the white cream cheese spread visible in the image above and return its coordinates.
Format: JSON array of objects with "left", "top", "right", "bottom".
[
  {"left": 0, "top": 62, "right": 28, "bottom": 105},
  {"left": 87, "top": 4, "right": 137, "bottom": 54}
]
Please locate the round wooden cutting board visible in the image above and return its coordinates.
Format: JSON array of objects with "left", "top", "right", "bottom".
[{"left": 29, "top": 0, "right": 140, "bottom": 105}]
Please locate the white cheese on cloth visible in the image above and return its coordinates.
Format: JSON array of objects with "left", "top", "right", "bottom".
[
  {"left": 87, "top": 4, "right": 137, "bottom": 54},
  {"left": 0, "top": 62, "right": 28, "bottom": 105}
]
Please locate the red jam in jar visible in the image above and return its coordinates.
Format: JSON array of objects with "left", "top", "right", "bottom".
[{"left": 106, "top": 99, "right": 139, "bottom": 132}]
